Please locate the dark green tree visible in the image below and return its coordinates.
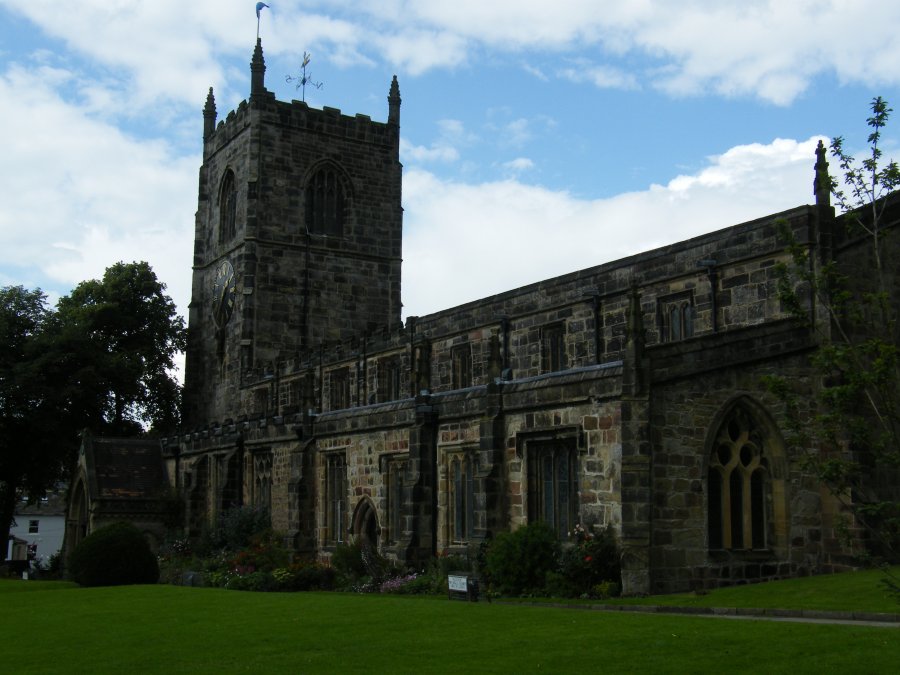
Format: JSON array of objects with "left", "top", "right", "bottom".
[
  {"left": 768, "top": 97, "right": 900, "bottom": 574},
  {"left": 0, "top": 286, "right": 65, "bottom": 555},
  {"left": 54, "top": 261, "right": 186, "bottom": 435}
]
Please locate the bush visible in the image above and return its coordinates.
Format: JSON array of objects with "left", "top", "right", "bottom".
[
  {"left": 484, "top": 522, "right": 560, "bottom": 596},
  {"left": 200, "top": 506, "right": 271, "bottom": 553},
  {"left": 557, "top": 524, "right": 621, "bottom": 598},
  {"left": 67, "top": 521, "right": 159, "bottom": 587},
  {"left": 331, "top": 540, "right": 400, "bottom": 591},
  {"left": 265, "top": 560, "right": 337, "bottom": 592}
]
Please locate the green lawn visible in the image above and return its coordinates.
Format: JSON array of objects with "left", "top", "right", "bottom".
[{"left": 2, "top": 575, "right": 898, "bottom": 674}]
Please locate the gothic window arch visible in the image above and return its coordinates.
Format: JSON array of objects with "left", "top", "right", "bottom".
[
  {"left": 219, "top": 169, "right": 237, "bottom": 243},
  {"left": 305, "top": 164, "right": 348, "bottom": 237},
  {"left": 707, "top": 404, "right": 775, "bottom": 551}
]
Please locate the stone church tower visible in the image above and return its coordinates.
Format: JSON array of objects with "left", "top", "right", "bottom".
[{"left": 183, "top": 39, "right": 403, "bottom": 426}]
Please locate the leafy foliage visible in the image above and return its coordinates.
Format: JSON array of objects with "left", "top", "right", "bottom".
[
  {"left": 768, "top": 97, "right": 900, "bottom": 574},
  {"left": 484, "top": 521, "right": 560, "bottom": 595},
  {"left": 0, "top": 286, "right": 65, "bottom": 555},
  {"left": 67, "top": 521, "right": 159, "bottom": 587},
  {"left": 53, "top": 261, "right": 186, "bottom": 435},
  {"left": 199, "top": 505, "right": 272, "bottom": 553}
]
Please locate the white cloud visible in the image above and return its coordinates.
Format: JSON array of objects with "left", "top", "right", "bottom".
[
  {"left": 5, "top": 1, "right": 900, "bottom": 104},
  {"left": 502, "top": 157, "right": 535, "bottom": 173},
  {"left": 401, "top": 136, "right": 823, "bottom": 317},
  {"left": 400, "top": 138, "right": 459, "bottom": 163},
  {"left": 559, "top": 61, "right": 639, "bottom": 90},
  {"left": 0, "top": 62, "right": 197, "bottom": 314}
]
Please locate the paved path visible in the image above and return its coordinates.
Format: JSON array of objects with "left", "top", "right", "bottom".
[{"left": 511, "top": 600, "right": 900, "bottom": 628}]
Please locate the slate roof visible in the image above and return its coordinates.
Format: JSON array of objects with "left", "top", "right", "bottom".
[{"left": 89, "top": 437, "right": 166, "bottom": 500}]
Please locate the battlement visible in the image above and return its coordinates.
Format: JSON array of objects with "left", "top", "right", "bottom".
[{"left": 202, "top": 39, "right": 399, "bottom": 157}]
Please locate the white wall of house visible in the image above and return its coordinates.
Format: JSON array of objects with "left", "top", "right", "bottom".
[{"left": 8, "top": 514, "right": 66, "bottom": 566}]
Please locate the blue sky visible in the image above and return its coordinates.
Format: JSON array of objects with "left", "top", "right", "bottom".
[{"left": 2, "top": 1, "right": 899, "bottom": 323}]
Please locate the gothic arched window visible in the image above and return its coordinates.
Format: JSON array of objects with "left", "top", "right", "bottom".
[
  {"left": 219, "top": 170, "right": 237, "bottom": 243},
  {"left": 708, "top": 407, "right": 769, "bottom": 550},
  {"left": 305, "top": 166, "right": 345, "bottom": 236}
]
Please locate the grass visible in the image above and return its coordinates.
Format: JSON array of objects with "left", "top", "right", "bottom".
[
  {"left": 2, "top": 573, "right": 898, "bottom": 674},
  {"left": 606, "top": 566, "right": 900, "bottom": 613}
]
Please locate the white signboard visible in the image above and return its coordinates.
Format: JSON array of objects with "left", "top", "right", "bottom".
[{"left": 448, "top": 575, "right": 468, "bottom": 592}]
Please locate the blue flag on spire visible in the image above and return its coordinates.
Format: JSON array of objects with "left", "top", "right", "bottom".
[{"left": 256, "top": 3, "right": 269, "bottom": 19}]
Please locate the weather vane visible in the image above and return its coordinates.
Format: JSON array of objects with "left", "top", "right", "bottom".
[{"left": 286, "top": 52, "right": 324, "bottom": 102}]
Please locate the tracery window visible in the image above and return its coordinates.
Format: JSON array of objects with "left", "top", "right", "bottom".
[
  {"left": 708, "top": 408, "right": 768, "bottom": 550},
  {"left": 219, "top": 170, "right": 237, "bottom": 243},
  {"left": 305, "top": 166, "right": 345, "bottom": 236},
  {"left": 527, "top": 442, "right": 577, "bottom": 538},
  {"left": 325, "top": 454, "right": 347, "bottom": 545}
]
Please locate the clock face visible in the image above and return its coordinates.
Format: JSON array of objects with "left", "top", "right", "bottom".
[{"left": 212, "top": 259, "right": 237, "bottom": 326}]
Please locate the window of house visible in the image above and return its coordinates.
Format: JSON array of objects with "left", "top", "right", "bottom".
[
  {"left": 541, "top": 323, "right": 567, "bottom": 373},
  {"left": 448, "top": 453, "right": 475, "bottom": 544},
  {"left": 325, "top": 454, "right": 347, "bottom": 546},
  {"left": 527, "top": 443, "right": 577, "bottom": 538},
  {"left": 659, "top": 293, "right": 694, "bottom": 342},
  {"left": 708, "top": 408, "right": 768, "bottom": 550},
  {"left": 253, "top": 453, "right": 273, "bottom": 514},
  {"left": 378, "top": 355, "right": 402, "bottom": 403},
  {"left": 305, "top": 166, "right": 344, "bottom": 236},
  {"left": 219, "top": 170, "right": 237, "bottom": 243},
  {"left": 386, "top": 457, "right": 407, "bottom": 544},
  {"left": 451, "top": 344, "right": 472, "bottom": 389},
  {"left": 28, "top": 520, "right": 39, "bottom": 534},
  {"left": 329, "top": 367, "right": 350, "bottom": 411}
]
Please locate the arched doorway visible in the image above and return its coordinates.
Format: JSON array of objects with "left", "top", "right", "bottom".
[{"left": 351, "top": 497, "right": 380, "bottom": 551}]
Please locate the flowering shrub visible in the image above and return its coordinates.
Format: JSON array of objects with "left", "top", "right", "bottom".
[
  {"left": 556, "top": 524, "right": 621, "bottom": 598},
  {"left": 379, "top": 573, "right": 419, "bottom": 593}
]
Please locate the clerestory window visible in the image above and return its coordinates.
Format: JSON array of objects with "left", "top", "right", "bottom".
[
  {"left": 659, "top": 293, "right": 694, "bottom": 342},
  {"left": 451, "top": 344, "right": 472, "bottom": 389},
  {"left": 541, "top": 323, "right": 567, "bottom": 373}
]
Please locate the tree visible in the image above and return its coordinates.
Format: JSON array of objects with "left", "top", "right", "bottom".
[
  {"left": 768, "top": 97, "right": 900, "bottom": 574},
  {"left": 1, "top": 262, "right": 186, "bottom": 554},
  {"left": 0, "top": 286, "right": 66, "bottom": 557},
  {"left": 54, "top": 261, "right": 186, "bottom": 435}
]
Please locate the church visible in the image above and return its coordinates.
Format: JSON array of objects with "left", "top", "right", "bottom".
[{"left": 65, "top": 38, "right": 899, "bottom": 595}]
